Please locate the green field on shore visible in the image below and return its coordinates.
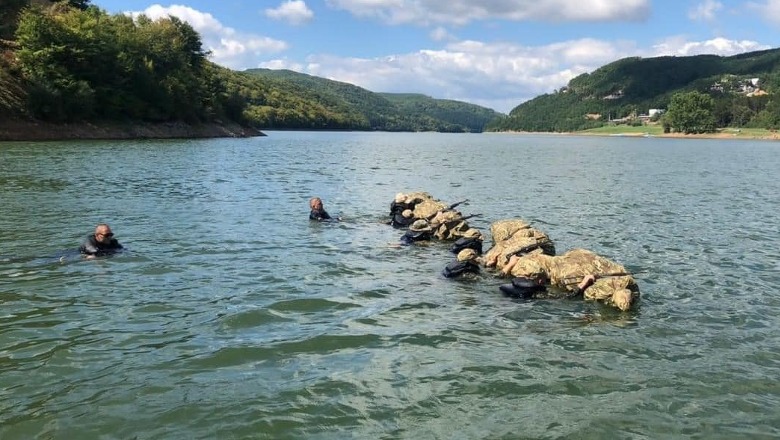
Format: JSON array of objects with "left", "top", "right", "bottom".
[{"left": 580, "top": 125, "right": 777, "bottom": 139}]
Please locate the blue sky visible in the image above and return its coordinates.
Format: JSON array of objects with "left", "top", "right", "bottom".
[{"left": 91, "top": 0, "right": 780, "bottom": 113}]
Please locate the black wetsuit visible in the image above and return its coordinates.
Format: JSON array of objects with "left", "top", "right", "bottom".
[
  {"left": 390, "top": 213, "right": 415, "bottom": 228},
  {"left": 79, "top": 235, "right": 123, "bottom": 257},
  {"left": 498, "top": 277, "right": 546, "bottom": 299},
  {"left": 499, "top": 277, "right": 587, "bottom": 299},
  {"left": 389, "top": 201, "right": 415, "bottom": 217},
  {"left": 450, "top": 237, "right": 483, "bottom": 255},
  {"left": 400, "top": 230, "right": 432, "bottom": 246},
  {"left": 309, "top": 208, "right": 333, "bottom": 221},
  {"left": 442, "top": 260, "right": 480, "bottom": 278}
]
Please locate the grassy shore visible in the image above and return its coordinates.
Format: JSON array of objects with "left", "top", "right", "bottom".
[{"left": 578, "top": 125, "right": 780, "bottom": 140}]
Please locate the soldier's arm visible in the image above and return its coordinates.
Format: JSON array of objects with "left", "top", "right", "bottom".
[{"left": 569, "top": 274, "right": 596, "bottom": 297}]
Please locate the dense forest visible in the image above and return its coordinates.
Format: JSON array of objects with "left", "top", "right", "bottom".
[
  {"left": 3, "top": 1, "right": 780, "bottom": 136},
  {"left": 0, "top": 1, "right": 501, "bottom": 134},
  {"left": 487, "top": 50, "right": 780, "bottom": 132},
  {"left": 241, "top": 69, "right": 501, "bottom": 132},
  {"left": 1, "top": 0, "right": 240, "bottom": 125}
]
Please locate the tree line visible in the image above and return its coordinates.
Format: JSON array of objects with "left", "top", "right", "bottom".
[
  {"left": 238, "top": 69, "right": 500, "bottom": 132},
  {"left": 7, "top": 2, "right": 775, "bottom": 135},
  {"left": 4, "top": 2, "right": 239, "bottom": 123},
  {"left": 1, "top": 1, "right": 501, "bottom": 133}
]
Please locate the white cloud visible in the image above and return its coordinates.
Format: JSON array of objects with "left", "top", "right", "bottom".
[
  {"left": 259, "top": 38, "right": 638, "bottom": 113},
  {"left": 689, "top": 0, "right": 723, "bottom": 21},
  {"left": 259, "top": 35, "right": 769, "bottom": 113},
  {"left": 261, "top": 59, "right": 307, "bottom": 72},
  {"left": 128, "top": 4, "right": 288, "bottom": 68},
  {"left": 123, "top": 4, "right": 774, "bottom": 114},
  {"left": 747, "top": 0, "right": 780, "bottom": 24},
  {"left": 651, "top": 36, "right": 769, "bottom": 57},
  {"left": 325, "top": 0, "right": 651, "bottom": 25},
  {"left": 131, "top": 4, "right": 224, "bottom": 32},
  {"left": 265, "top": 1, "right": 314, "bottom": 25},
  {"left": 429, "top": 26, "right": 455, "bottom": 42}
]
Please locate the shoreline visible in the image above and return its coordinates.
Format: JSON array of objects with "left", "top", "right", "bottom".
[
  {"left": 2, "top": 120, "right": 778, "bottom": 141},
  {"left": 494, "top": 129, "right": 780, "bottom": 141},
  {"left": 0, "top": 119, "right": 265, "bottom": 141}
]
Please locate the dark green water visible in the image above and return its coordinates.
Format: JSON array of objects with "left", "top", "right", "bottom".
[{"left": 1, "top": 132, "right": 779, "bottom": 439}]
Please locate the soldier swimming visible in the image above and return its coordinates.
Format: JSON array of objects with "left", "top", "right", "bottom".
[
  {"left": 309, "top": 197, "right": 339, "bottom": 222},
  {"left": 442, "top": 248, "right": 481, "bottom": 279},
  {"left": 400, "top": 219, "right": 434, "bottom": 246},
  {"left": 498, "top": 247, "right": 640, "bottom": 311},
  {"left": 482, "top": 217, "right": 640, "bottom": 311},
  {"left": 80, "top": 223, "right": 123, "bottom": 258},
  {"left": 449, "top": 228, "right": 484, "bottom": 255}
]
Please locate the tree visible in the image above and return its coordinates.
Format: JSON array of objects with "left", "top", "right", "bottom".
[
  {"left": 61, "top": 0, "right": 92, "bottom": 10},
  {"left": 0, "top": 0, "right": 29, "bottom": 39},
  {"left": 750, "top": 99, "right": 780, "bottom": 129},
  {"left": 665, "top": 91, "right": 717, "bottom": 134}
]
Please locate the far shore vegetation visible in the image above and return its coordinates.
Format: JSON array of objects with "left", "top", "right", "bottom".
[
  {"left": 0, "top": 1, "right": 500, "bottom": 137},
  {"left": 1, "top": 1, "right": 780, "bottom": 140},
  {"left": 578, "top": 125, "right": 779, "bottom": 140}
]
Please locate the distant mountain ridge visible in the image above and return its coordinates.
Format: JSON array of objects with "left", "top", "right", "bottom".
[
  {"left": 242, "top": 68, "right": 503, "bottom": 132},
  {"left": 1, "top": 1, "right": 503, "bottom": 137},
  {"left": 488, "top": 48, "right": 780, "bottom": 132},
  {"left": 5, "top": 2, "right": 779, "bottom": 138}
]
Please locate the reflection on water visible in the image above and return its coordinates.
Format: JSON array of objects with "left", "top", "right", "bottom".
[{"left": 1, "top": 133, "right": 780, "bottom": 438}]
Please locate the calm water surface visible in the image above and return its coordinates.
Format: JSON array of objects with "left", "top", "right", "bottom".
[{"left": 1, "top": 132, "right": 779, "bottom": 439}]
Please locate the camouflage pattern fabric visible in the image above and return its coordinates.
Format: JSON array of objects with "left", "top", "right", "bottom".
[
  {"left": 429, "top": 210, "right": 463, "bottom": 226},
  {"left": 413, "top": 199, "right": 449, "bottom": 219},
  {"left": 506, "top": 248, "right": 640, "bottom": 311},
  {"left": 463, "top": 228, "right": 483, "bottom": 239},
  {"left": 489, "top": 219, "right": 531, "bottom": 243},
  {"left": 433, "top": 219, "right": 471, "bottom": 240},
  {"left": 444, "top": 220, "right": 471, "bottom": 239},
  {"left": 457, "top": 248, "right": 478, "bottom": 262},
  {"left": 391, "top": 191, "right": 440, "bottom": 219},
  {"left": 404, "top": 191, "right": 435, "bottom": 205},
  {"left": 393, "top": 191, "right": 478, "bottom": 240},
  {"left": 490, "top": 238, "right": 552, "bottom": 271},
  {"left": 483, "top": 218, "right": 555, "bottom": 269},
  {"left": 429, "top": 210, "right": 464, "bottom": 239},
  {"left": 502, "top": 250, "right": 554, "bottom": 278}
]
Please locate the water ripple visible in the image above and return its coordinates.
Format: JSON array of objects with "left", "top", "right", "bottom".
[{"left": 2, "top": 134, "right": 780, "bottom": 438}]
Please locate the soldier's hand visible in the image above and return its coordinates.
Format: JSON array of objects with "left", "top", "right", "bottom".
[{"left": 578, "top": 274, "right": 596, "bottom": 291}]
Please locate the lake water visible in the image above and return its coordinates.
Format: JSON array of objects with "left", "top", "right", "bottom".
[{"left": 1, "top": 132, "right": 779, "bottom": 439}]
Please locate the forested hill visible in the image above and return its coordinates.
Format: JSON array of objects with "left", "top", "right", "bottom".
[
  {"left": 242, "top": 69, "right": 502, "bottom": 132},
  {"left": 11, "top": 1, "right": 779, "bottom": 137},
  {"left": 379, "top": 93, "right": 501, "bottom": 132},
  {"left": 0, "top": 1, "right": 501, "bottom": 138},
  {"left": 487, "top": 49, "right": 780, "bottom": 132}
]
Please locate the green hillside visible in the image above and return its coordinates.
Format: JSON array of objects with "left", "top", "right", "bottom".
[
  {"left": 242, "top": 69, "right": 502, "bottom": 132},
  {"left": 379, "top": 93, "right": 500, "bottom": 132},
  {"left": 6, "top": 1, "right": 780, "bottom": 137},
  {"left": 488, "top": 49, "right": 780, "bottom": 132},
  {"left": 0, "top": 1, "right": 501, "bottom": 136}
]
